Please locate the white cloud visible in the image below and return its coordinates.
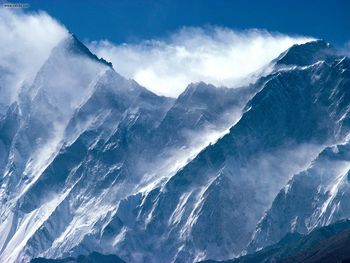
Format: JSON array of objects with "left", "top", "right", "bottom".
[
  {"left": 89, "top": 27, "right": 313, "bottom": 97},
  {"left": 0, "top": 9, "right": 68, "bottom": 107}
]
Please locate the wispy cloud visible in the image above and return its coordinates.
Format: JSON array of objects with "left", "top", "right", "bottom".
[
  {"left": 0, "top": 9, "right": 68, "bottom": 106},
  {"left": 89, "top": 27, "right": 313, "bottom": 97}
]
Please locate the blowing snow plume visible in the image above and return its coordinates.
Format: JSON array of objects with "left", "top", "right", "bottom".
[
  {"left": 89, "top": 27, "right": 313, "bottom": 97},
  {"left": 0, "top": 9, "right": 68, "bottom": 110}
]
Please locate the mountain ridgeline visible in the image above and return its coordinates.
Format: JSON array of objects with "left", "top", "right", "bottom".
[{"left": 0, "top": 34, "right": 349, "bottom": 263}]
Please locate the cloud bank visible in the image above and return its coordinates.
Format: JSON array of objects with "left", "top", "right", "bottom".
[
  {"left": 0, "top": 9, "right": 68, "bottom": 107},
  {"left": 89, "top": 28, "right": 313, "bottom": 97}
]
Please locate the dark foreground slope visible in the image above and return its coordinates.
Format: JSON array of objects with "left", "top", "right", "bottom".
[
  {"left": 202, "top": 219, "right": 350, "bottom": 263},
  {"left": 31, "top": 252, "right": 125, "bottom": 263}
]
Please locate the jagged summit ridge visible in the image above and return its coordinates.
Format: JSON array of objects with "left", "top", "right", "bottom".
[{"left": 56, "top": 33, "right": 114, "bottom": 68}]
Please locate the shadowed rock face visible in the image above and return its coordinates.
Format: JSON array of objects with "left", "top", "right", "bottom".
[
  {"left": 284, "top": 229, "right": 350, "bottom": 263},
  {"left": 1, "top": 32, "right": 350, "bottom": 263}
]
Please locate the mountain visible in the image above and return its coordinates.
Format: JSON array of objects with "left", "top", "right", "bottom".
[
  {"left": 0, "top": 34, "right": 255, "bottom": 263},
  {"left": 0, "top": 34, "right": 174, "bottom": 262},
  {"left": 201, "top": 219, "right": 350, "bottom": 263},
  {"left": 117, "top": 40, "right": 350, "bottom": 262},
  {"left": 248, "top": 54, "right": 350, "bottom": 250},
  {"left": 1, "top": 32, "right": 350, "bottom": 263},
  {"left": 71, "top": 40, "right": 348, "bottom": 263}
]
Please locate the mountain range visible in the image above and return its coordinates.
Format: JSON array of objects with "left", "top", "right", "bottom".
[{"left": 0, "top": 30, "right": 349, "bottom": 263}]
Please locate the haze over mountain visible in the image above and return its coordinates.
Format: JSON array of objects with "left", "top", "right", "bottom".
[{"left": 0, "top": 8, "right": 350, "bottom": 263}]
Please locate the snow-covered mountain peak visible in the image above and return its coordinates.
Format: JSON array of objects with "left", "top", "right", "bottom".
[
  {"left": 275, "top": 39, "right": 340, "bottom": 67},
  {"left": 56, "top": 34, "right": 113, "bottom": 68}
]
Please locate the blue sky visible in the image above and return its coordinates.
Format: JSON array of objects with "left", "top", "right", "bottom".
[{"left": 23, "top": 0, "right": 349, "bottom": 46}]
